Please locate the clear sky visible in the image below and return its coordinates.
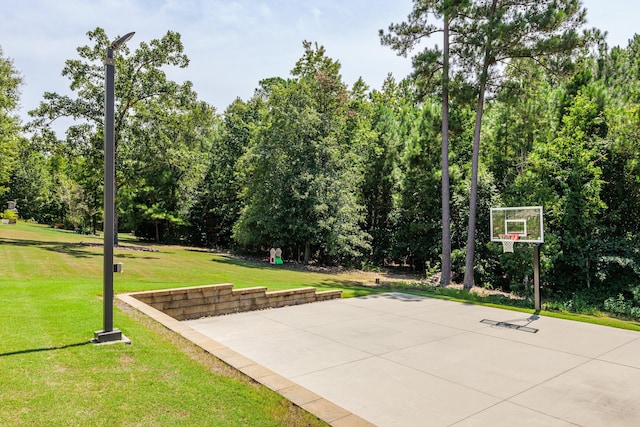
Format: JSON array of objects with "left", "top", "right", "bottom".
[{"left": 0, "top": 0, "right": 638, "bottom": 126}]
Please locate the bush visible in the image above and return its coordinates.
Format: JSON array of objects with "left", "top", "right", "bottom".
[
  {"left": 544, "top": 293, "right": 602, "bottom": 316},
  {"left": 2, "top": 210, "right": 18, "bottom": 223},
  {"left": 604, "top": 294, "right": 640, "bottom": 319}
]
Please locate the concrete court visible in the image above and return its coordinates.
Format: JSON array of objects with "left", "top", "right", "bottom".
[{"left": 184, "top": 293, "right": 640, "bottom": 426}]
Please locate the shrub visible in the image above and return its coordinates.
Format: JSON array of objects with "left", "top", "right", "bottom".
[
  {"left": 544, "top": 293, "right": 602, "bottom": 316},
  {"left": 3, "top": 210, "right": 18, "bottom": 223},
  {"left": 604, "top": 294, "right": 640, "bottom": 319}
]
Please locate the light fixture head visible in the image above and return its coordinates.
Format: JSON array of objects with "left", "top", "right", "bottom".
[{"left": 111, "top": 32, "right": 135, "bottom": 50}]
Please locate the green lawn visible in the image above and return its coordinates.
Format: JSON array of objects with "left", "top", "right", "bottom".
[
  {"left": 1, "top": 223, "right": 355, "bottom": 426},
  {"left": 0, "top": 222, "right": 368, "bottom": 293}
]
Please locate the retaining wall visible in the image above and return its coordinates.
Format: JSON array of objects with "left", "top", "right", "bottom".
[{"left": 129, "top": 284, "right": 342, "bottom": 320}]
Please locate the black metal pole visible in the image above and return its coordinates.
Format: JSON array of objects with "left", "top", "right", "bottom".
[
  {"left": 95, "top": 45, "right": 122, "bottom": 343},
  {"left": 104, "top": 45, "right": 116, "bottom": 333},
  {"left": 95, "top": 33, "right": 134, "bottom": 343},
  {"left": 104, "top": 46, "right": 115, "bottom": 332},
  {"left": 533, "top": 243, "right": 542, "bottom": 311}
]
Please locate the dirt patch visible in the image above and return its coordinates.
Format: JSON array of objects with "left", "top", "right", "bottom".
[
  {"left": 421, "top": 272, "right": 524, "bottom": 300},
  {"left": 444, "top": 282, "right": 523, "bottom": 299}
]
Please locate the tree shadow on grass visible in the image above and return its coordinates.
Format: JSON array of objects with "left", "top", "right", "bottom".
[
  {"left": 211, "top": 255, "right": 362, "bottom": 275},
  {"left": 212, "top": 255, "right": 283, "bottom": 271},
  {"left": 116, "top": 253, "right": 160, "bottom": 260},
  {"left": 0, "top": 341, "right": 92, "bottom": 357},
  {"left": 0, "top": 237, "right": 161, "bottom": 260},
  {"left": 0, "top": 237, "right": 101, "bottom": 259}
]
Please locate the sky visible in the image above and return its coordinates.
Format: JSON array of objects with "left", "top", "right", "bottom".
[{"left": 1, "top": 0, "right": 639, "bottom": 127}]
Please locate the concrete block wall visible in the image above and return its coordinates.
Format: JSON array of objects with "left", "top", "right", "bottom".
[{"left": 129, "top": 284, "right": 342, "bottom": 320}]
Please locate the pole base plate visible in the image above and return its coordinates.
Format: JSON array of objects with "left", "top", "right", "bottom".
[{"left": 93, "top": 328, "right": 123, "bottom": 343}]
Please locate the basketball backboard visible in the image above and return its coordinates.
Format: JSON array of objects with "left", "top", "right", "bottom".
[{"left": 490, "top": 206, "right": 544, "bottom": 243}]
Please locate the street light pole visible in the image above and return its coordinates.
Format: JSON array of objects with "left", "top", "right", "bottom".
[{"left": 95, "top": 32, "right": 135, "bottom": 343}]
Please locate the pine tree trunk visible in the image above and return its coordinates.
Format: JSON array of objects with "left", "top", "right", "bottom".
[
  {"left": 463, "top": 71, "right": 492, "bottom": 289},
  {"left": 440, "top": 12, "right": 452, "bottom": 287},
  {"left": 463, "top": 0, "right": 497, "bottom": 290}
]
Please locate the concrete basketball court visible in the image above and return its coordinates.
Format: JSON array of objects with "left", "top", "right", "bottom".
[{"left": 182, "top": 293, "right": 640, "bottom": 426}]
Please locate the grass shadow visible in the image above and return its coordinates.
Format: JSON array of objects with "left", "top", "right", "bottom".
[
  {"left": 116, "top": 253, "right": 161, "bottom": 260},
  {"left": 212, "top": 255, "right": 285, "bottom": 271},
  {"left": 0, "top": 237, "right": 101, "bottom": 259},
  {"left": 0, "top": 341, "right": 92, "bottom": 357},
  {"left": 0, "top": 237, "right": 162, "bottom": 260}
]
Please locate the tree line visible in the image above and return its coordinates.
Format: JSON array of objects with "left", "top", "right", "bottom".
[{"left": 1, "top": 1, "right": 640, "bottom": 312}]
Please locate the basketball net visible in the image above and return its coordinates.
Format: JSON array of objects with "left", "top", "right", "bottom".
[{"left": 499, "top": 233, "right": 520, "bottom": 253}]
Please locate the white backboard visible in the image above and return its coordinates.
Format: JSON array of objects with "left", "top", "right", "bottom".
[{"left": 490, "top": 206, "right": 544, "bottom": 243}]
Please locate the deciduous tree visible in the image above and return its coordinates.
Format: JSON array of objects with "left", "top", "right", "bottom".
[
  {"left": 28, "top": 28, "right": 193, "bottom": 244},
  {"left": 0, "top": 46, "right": 22, "bottom": 198},
  {"left": 234, "top": 42, "right": 370, "bottom": 264}
]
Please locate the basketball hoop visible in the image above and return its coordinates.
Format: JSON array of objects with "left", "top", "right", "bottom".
[
  {"left": 499, "top": 233, "right": 520, "bottom": 253},
  {"left": 491, "top": 206, "right": 544, "bottom": 310}
]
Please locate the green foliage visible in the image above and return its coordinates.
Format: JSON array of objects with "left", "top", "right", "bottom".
[
  {"left": 233, "top": 42, "right": 370, "bottom": 265},
  {"left": 2, "top": 209, "right": 17, "bottom": 220},
  {"left": 0, "top": 46, "right": 22, "bottom": 197},
  {"left": 28, "top": 28, "right": 201, "bottom": 242},
  {"left": 186, "top": 99, "right": 254, "bottom": 248},
  {"left": 7, "top": 142, "right": 62, "bottom": 224},
  {"left": 513, "top": 92, "right": 607, "bottom": 295},
  {"left": 57, "top": 176, "right": 88, "bottom": 228},
  {"left": 119, "top": 98, "right": 216, "bottom": 243},
  {"left": 384, "top": 0, "right": 588, "bottom": 288},
  {"left": 393, "top": 100, "right": 443, "bottom": 269},
  {"left": 359, "top": 90, "right": 397, "bottom": 261},
  {"left": 485, "top": 60, "right": 557, "bottom": 192},
  {"left": 450, "top": 168, "right": 502, "bottom": 284},
  {"left": 604, "top": 294, "right": 640, "bottom": 320},
  {"left": 544, "top": 294, "right": 602, "bottom": 316}
]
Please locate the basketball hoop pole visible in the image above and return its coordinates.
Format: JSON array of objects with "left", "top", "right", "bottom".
[{"left": 533, "top": 243, "right": 542, "bottom": 311}]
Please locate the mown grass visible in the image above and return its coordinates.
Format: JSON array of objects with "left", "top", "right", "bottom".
[
  {"left": 0, "top": 223, "right": 372, "bottom": 295},
  {"left": 0, "top": 223, "right": 344, "bottom": 426}
]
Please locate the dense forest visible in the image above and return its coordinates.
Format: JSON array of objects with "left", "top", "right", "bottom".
[{"left": 1, "top": 1, "right": 640, "bottom": 315}]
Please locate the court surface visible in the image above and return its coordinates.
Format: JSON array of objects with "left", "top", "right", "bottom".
[{"left": 185, "top": 293, "right": 640, "bottom": 426}]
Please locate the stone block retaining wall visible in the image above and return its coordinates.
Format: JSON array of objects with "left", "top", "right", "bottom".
[{"left": 129, "top": 284, "right": 342, "bottom": 320}]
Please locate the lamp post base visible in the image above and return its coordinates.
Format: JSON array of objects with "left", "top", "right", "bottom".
[{"left": 94, "top": 328, "right": 123, "bottom": 343}]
